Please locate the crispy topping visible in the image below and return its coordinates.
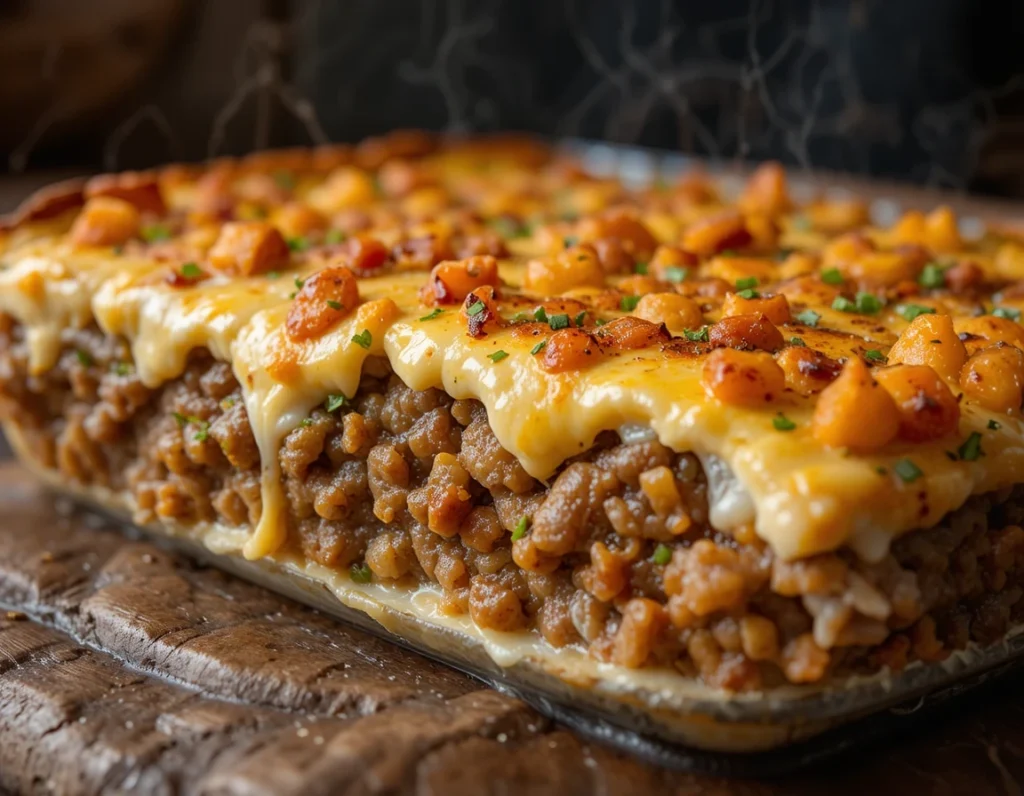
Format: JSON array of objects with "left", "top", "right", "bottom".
[
  {"left": 208, "top": 221, "right": 289, "bottom": 277},
  {"left": 285, "top": 266, "right": 361, "bottom": 341}
]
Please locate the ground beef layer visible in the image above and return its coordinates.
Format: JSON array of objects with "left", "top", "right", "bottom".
[{"left": 3, "top": 316, "right": 1024, "bottom": 692}]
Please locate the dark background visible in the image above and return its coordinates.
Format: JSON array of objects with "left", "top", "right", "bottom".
[{"left": 2, "top": 0, "right": 1024, "bottom": 195}]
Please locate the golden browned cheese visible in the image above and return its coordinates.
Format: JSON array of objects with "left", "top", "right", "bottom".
[{"left": 2, "top": 135, "right": 1024, "bottom": 565}]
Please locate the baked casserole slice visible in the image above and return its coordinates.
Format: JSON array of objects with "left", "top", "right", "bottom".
[{"left": 2, "top": 132, "right": 1024, "bottom": 728}]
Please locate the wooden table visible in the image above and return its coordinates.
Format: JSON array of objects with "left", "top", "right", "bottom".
[{"left": 0, "top": 463, "right": 1022, "bottom": 795}]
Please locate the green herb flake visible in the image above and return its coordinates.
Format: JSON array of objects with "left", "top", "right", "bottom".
[
  {"left": 287, "top": 236, "right": 310, "bottom": 252},
  {"left": 772, "top": 414, "right": 797, "bottom": 432},
  {"left": 511, "top": 516, "right": 530, "bottom": 542},
  {"left": 735, "top": 276, "right": 759, "bottom": 291},
  {"left": 875, "top": 466, "right": 889, "bottom": 476},
  {"left": 864, "top": 349, "right": 886, "bottom": 363},
  {"left": 989, "top": 419, "right": 1002, "bottom": 430},
  {"left": 918, "top": 263, "right": 947, "bottom": 289},
  {"left": 533, "top": 306, "right": 549, "bottom": 323},
  {"left": 350, "top": 562, "right": 373, "bottom": 584},
  {"left": 856, "top": 292, "right": 884, "bottom": 314},
  {"left": 530, "top": 339, "right": 547, "bottom": 355},
  {"left": 220, "top": 397, "right": 237, "bottom": 410},
  {"left": 266, "top": 271, "right": 280, "bottom": 279},
  {"left": 789, "top": 336, "right": 806, "bottom": 347},
  {"left": 419, "top": 308, "right": 445, "bottom": 321},
  {"left": 294, "top": 277, "right": 305, "bottom": 290},
  {"left": 273, "top": 170, "right": 296, "bottom": 190},
  {"left": 683, "top": 327, "right": 709, "bottom": 343},
  {"left": 958, "top": 432, "right": 984, "bottom": 462},
  {"left": 620, "top": 295, "right": 642, "bottom": 312},
  {"left": 791, "top": 215, "right": 812, "bottom": 231},
  {"left": 651, "top": 543, "right": 672, "bottom": 566},
  {"left": 795, "top": 309, "right": 821, "bottom": 327},
  {"left": 893, "top": 459, "right": 923, "bottom": 483},
  {"left": 299, "top": 417, "right": 313, "bottom": 428},
  {"left": 898, "top": 304, "right": 936, "bottom": 322},
  {"left": 351, "top": 329, "right": 372, "bottom": 349},
  {"left": 563, "top": 236, "right": 580, "bottom": 248},
  {"left": 180, "top": 262, "right": 203, "bottom": 279},
  {"left": 634, "top": 262, "right": 649, "bottom": 275},
  {"left": 549, "top": 313, "right": 571, "bottom": 330},
  {"left": 326, "top": 300, "right": 343, "bottom": 311},
  {"left": 193, "top": 424, "right": 210, "bottom": 443},
  {"left": 141, "top": 224, "right": 172, "bottom": 243},
  {"left": 466, "top": 301, "right": 486, "bottom": 317},
  {"left": 820, "top": 268, "right": 844, "bottom": 285},
  {"left": 75, "top": 350, "right": 93, "bottom": 367},
  {"left": 736, "top": 288, "right": 760, "bottom": 300},
  {"left": 324, "top": 229, "right": 346, "bottom": 245},
  {"left": 993, "top": 306, "right": 1022, "bottom": 322},
  {"left": 112, "top": 361, "right": 133, "bottom": 377},
  {"left": 324, "top": 393, "right": 348, "bottom": 413},
  {"left": 664, "top": 266, "right": 689, "bottom": 283},
  {"left": 488, "top": 350, "right": 509, "bottom": 363}
]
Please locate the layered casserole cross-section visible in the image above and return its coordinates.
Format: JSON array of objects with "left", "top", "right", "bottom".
[{"left": 3, "top": 132, "right": 1024, "bottom": 698}]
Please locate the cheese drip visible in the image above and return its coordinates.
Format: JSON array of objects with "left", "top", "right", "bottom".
[{"left": 1, "top": 234, "right": 1023, "bottom": 561}]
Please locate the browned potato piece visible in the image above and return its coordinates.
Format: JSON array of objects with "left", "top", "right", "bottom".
[
  {"left": 541, "top": 328, "right": 603, "bottom": 373},
  {"left": 708, "top": 313, "right": 785, "bottom": 352},
  {"left": 422, "top": 255, "right": 500, "bottom": 305},
  {"left": 960, "top": 344, "right": 1024, "bottom": 414},
  {"left": 682, "top": 212, "right": 752, "bottom": 257},
  {"left": 720, "top": 292, "right": 792, "bottom": 325},
  {"left": 702, "top": 348, "right": 786, "bottom": 407},
  {"left": 888, "top": 313, "right": 967, "bottom": 382},
  {"left": 874, "top": 365, "right": 960, "bottom": 442},
  {"left": 70, "top": 197, "right": 140, "bottom": 247},
  {"left": 208, "top": 221, "right": 290, "bottom": 276},
  {"left": 635, "top": 293, "right": 704, "bottom": 331},
  {"left": 776, "top": 346, "right": 841, "bottom": 394},
  {"left": 286, "top": 266, "right": 361, "bottom": 341},
  {"left": 525, "top": 245, "right": 605, "bottom": 296},
  {"left": 812, "top": 358, "right": 899, "bottom": 451}
]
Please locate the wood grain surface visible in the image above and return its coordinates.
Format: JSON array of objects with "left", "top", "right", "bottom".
[{"left": 0, "top": 463, "right": 1022, "bottom": 795}]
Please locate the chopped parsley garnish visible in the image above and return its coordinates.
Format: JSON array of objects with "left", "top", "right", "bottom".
[
  {"left": 897, "top": 304, "right": 936, "bottom": 322},
  {"left": 172, "top": 412, "right": 209, "bottom": 441},
  {"left": 864, "top": 349, "right": 886, "bottom": 363},
  {"left": 563, "top": 236, "right": 579, "bottom": 248},
  {"left": 487, "top": 217, "right": 529, "bottom": 239},
  {"left": 735, "top": 276, "right": 759, "bottom": 291},
  {"left": 294, "top": 277, "right": 305, "bottom": 290},
  {"left": 326, "top": 300, "right": 342, "bottom": 310},
  {"left": 530, "top": 339, "right": 547, "bottom": 355},
  {"left": 511, "top": 516, "right": 530, "bottom": 541},
  {"left": 466, "top": 300, "right": 486, "bottom": 317},
  {"left": 272, "top": 170, "right": 296, "bottom": 190},
  {"left": 958, "top": 432, "right": 984, "bottom": 462},
  {"left": 351, "top": 329, "right": 372, "bottom": 349},
  {"left": 993, "top": 306, "right": 1022, "bottom": 322},
  {"left": 350, "top": 562, "right": 372, "bottom": 584},
  {"left": 549, "top": 313, "right": 571, "bottom": 330},
  {"left": 663, "top": 266, "right": 689, "bottom": 283},
  {"left": 112, "top": 362, "right": 133, "bottom": 377},
  {"left": 989, "top": 419, "right": 1002, "bottom": 430},
  {"left": 533, "top": 306, "right": 549, "bottom": 323},
  {"left": 324, "top": 393, "right": 349, "bottom": 413},
  {"left": 75, "top": 350, "right": 93, "bottom": 367},
  {"left": 795, "top": 309, "right": 821, "bottom": 327},
  {"left": 634, "top": 262, "right": 649, "bottom": 275},
  {"left": 918, "top": 263, "right": 947, "bottom": 289},
  {"left": 772, "top": 414, "right": 797, "bottom": 431},
  {"left": 620, "top": 295, "right": 642, "bottom": 312},
  {"left": 141, "top": 224, "right": 172, "bottom": 242},
  {"left": 683, "top": 327, "right": 709, "bottom": 342},
  {"left": 287, "top": 236, "right": 310, "bottom": 252},
  {"left": 324, "top": 229, "right": 346, "bottom": 245},
  {"left": 893, "top": 459, "right": 923, "bottom": 483},
  {"left": 575, "top": 311, "right": 587, "bottom": 327},
  {"left": 833, "top": 293, "right": 883, "bottom": 315},
  {"left": 488, "top": 350, "right": 509, "bottom": 363},
  {"left": 299, "top": 417, "right": 313, "bottom": 428},
  {"left": 789, "top": 336, "right": 806, "bottom": 347},
  {"left": 419, "top": 308, "right": 444, "bottom": 321},
  {"left": 651, "top": 544, "right": 672, "bottom": 566},
  {"left": 180, "top": 262, "right": 203, "bottom": 279},
  {"left": 220, "top": 397, "right": 237, "bottom": 409},
  {"left": 820, "top": 268, "right": 844, "bottom": 285},
  {"left": 736, "top": 288, "right": 760, "bottom": 300}
]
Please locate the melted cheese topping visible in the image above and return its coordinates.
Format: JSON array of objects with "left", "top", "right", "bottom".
[{"left": 2, "top": 148, "right": 1024, "bottom": 566}]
